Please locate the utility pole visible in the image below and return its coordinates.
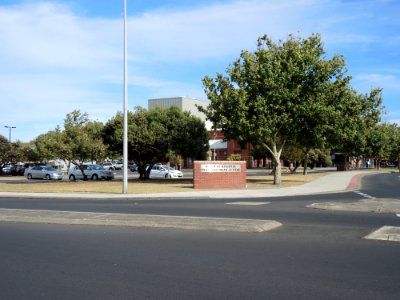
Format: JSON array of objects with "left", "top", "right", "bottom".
[{"left": 122, "top": 0, "right": 129, "bottom": 194}]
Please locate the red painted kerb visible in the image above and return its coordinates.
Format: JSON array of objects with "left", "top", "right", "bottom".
[{"left": 346, "top": 173, "right": 362, "bottom": 190}]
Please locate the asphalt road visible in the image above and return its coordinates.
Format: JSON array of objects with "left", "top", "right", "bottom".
[
  {"left": 1, "top": 217, "right": 399, "bottom": 300},
  {"left": 0, "top": 173, "right": 399, "bottom": 299}
]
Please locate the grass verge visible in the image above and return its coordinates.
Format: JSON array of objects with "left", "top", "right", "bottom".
[{"left": 0, "top": 172, "right": 328, "bottom": 194}]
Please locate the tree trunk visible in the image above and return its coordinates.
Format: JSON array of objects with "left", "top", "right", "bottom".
[
  {"left": 65, "top": 160, "right": 71, "bottom": 175},
  {"left": 143, "top": 163, "right": 154, "bottom": 180},
  {"left": 303, "top": 153, "right": 309, "bottom": 175},
  {"left": 398, "top": 156, "right": 400, "bottom": 173},
  {"left": 289, "top": 161, "right": 299, "bottom": 174},
  {"left": 274, "top": 156, "right": 282, "bottom": 185},
  {"left": 355, "top": 157, "right": 361, "bottom": 169},
  {"left": 262, "top": 139, "right": 284, "bottom": 185},
  {"left": 138, "top": 164, "right": 147, "bottom": 180},
  {"left": 78, "top": 166, "right": 88, "bottom": 180}
]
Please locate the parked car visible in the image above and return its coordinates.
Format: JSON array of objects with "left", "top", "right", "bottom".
[
  {"left": 113, "top": 160, "right": 123, "bottom": 170},
  {"left": 101, "top": 162, "right": 115, "bottom": 170},
  {"left": 25, "top": 166, "right": 64, "bottom": 180},
  {"left": 379, "top": 160, "right": 396, "bottom": 168},
  {"left": 10, "top": 164, "right": 25, "bottom": 176},
  {"left": 0, "top": 164, "right": 13, "bottom": 175},
  {"left": 69, "top": 164, "right": 114, "bottom": 181},
  {"left": 149, "top": 165, "right": 183, "bottom": 179},
  {"left": 129, "top": 163, "right": 137, "bottom": 172}
]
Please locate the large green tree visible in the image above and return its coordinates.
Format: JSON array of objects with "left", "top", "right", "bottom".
[
  {"left": 33, "top": 130, "right": 63, "bottom": 163},
  {"left": 329, "top": 87, "right": 384, "bottom": 168},
  {"left": 365, "top": 123, "right": 395, "bottom": 169},
  {"left": 387, "top": 124, "right": 400, "bottom": 171},
  {"left": 103, "top": 106, "right": 209, "bottom": 179},
  {"left": 201, "top": 33, "right": 350, "bottom": 184},
  {"left": 33, "top": 110, "right": 108, "bottom": 177},
  {"left": 0, "top": 135, "right": 26, "bottom": 164},
  {"left": 0, "top": 135, "right": 11, "bottom": 165}
]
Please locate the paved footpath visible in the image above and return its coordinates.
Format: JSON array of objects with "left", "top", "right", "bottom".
[{"left": 0, "top": 170, "right": 399, "bottom": 237}]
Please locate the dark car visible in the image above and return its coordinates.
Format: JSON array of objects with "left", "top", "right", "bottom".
[
  {"left": 10, "top": 164, "right": 25, "bottom": 176},
  {"left": 0, "top": 164, "right": 13, "bottom": 175},
  {"left": 129, "top": 163, "right": 137, "bottom": 172}
]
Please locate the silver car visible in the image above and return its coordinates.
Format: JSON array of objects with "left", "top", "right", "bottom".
[
  {"left": 69, "top": 164, "right": 114, "bottom": 181},
  {"left": 25, "top": 166, "right": 64, "bottom": 180}
]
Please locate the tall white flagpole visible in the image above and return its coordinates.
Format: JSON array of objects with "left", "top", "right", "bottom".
[{"left": 122, "top": 0, "right": 128, "bottom": 193}]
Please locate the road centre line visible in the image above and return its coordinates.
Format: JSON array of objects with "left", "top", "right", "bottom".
[{"left": 353, "top": 190, "right": 376, "bottom": 200}]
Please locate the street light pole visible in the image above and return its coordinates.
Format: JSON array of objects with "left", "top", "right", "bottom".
[
  {"left": 4, "top": 126, "right": 16, "bottom": 142},
  {"left": 122, "top": 0, "right": 128, "bottom": 194}
]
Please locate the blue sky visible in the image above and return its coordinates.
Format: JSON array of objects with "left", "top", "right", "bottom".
[{"left": 1, "top": 0, "right": 399, "bottom": 142}]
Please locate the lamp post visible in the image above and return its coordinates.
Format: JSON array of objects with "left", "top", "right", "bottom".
[
  {"left": 4, "top": 126, "right": 16, "bottom": 142},
  {"left": 122, "top": 0, "right": 128, "bottom": 194}
]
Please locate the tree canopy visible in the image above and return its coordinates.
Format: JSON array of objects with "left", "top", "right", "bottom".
[
  {"left": 103, "top": 106, "right": 209, "bottom": 179},
  {"left": 33, "top": 110, "right": 108, "bottom": 176},
  {"left": 0, "top": 135, "right": 27, "bottom": 164},
  {"left": 201, "top": 33, "right": 357, "bottom": 184}
]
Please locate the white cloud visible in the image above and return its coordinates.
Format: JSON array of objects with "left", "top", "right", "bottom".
[
  {"left": 128, "top": 0, "right": 322, "bottom": 62},
  {"left": 0, "top": 2, "right": 121, "bottom": 69},
  {"left": 354, "top": 73, "right": 400, "bottom": 91},
  {"left": 0, "top": 2, "right": 124, "bottom": 141}
]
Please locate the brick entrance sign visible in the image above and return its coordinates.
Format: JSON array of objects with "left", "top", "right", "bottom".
[{"left": 193, "top": 161, "right": 247, "bottom": 189}]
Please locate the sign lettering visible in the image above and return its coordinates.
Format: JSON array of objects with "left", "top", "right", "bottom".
[{"left": 200, "top": 164, "right": 241, "bottom": 172}]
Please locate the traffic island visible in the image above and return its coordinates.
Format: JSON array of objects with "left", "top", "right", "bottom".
[{"left": 0, "top": 208, "right": 282, "bottom": 233}]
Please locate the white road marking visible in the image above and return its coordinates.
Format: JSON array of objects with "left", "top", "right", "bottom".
[
  {"left": 353, "top": 190, "right": 376, "bottom": 199},
  {"left": 226, "top": 202, "right": 270, "bottom": 206},
  {"left": 364, "top": 226, "right": 400, "bottom": 242},
  {"left": 397, "top": 214, "right": 400, "bottom": 218}
]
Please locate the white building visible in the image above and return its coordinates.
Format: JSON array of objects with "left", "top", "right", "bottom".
[{"left": 148, "top": 96, "right": 212, "bottom": 130}]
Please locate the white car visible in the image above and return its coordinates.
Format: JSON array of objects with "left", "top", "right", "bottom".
[
  {"left": 149, "top": 165, "right": 183, "bottom": 179},
  {"left": 69, "top": 164, "right": 114, "bottom": 181},
  {"left": 113, "top": 160, "right": 123, "bottom": 170},
  {"left": 101, "top": 162, "right": 115, "bottom": 170}
]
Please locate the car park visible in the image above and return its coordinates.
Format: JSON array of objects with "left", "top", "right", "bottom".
[
  {"left": 69, "top": 164, "right": 114, "bottom": 181},
  {"left": 149, "top": 165, "right": 183, "bottom": 179},
  {"left": 25, "top": 166, "right": 64, "bottom": 180}
]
